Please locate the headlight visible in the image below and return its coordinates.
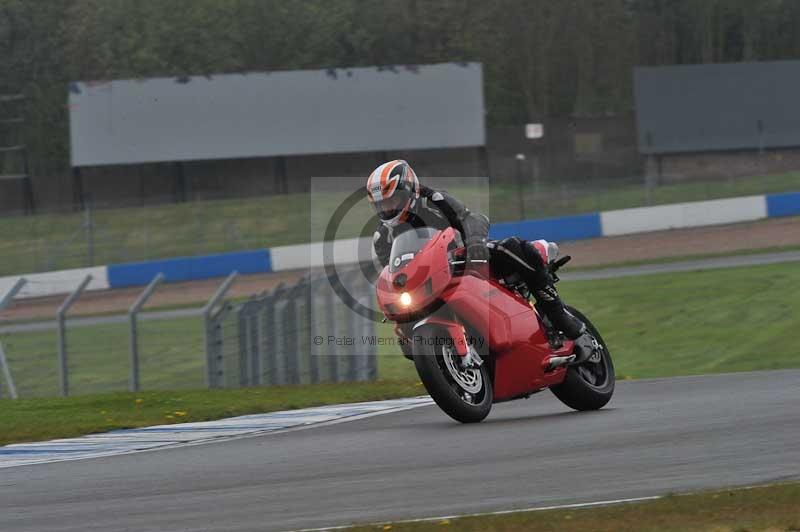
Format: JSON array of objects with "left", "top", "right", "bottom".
[{"left": 399, "top": 292, "right": 412, "bottom": 307}]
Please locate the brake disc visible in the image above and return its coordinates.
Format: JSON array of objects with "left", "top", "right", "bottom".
[{"left": 441, "top": 345, "right": 483, "bottom": 394}]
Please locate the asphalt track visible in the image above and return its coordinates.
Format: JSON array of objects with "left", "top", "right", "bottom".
[{"left": 1, "top": 370, "right": 799, "bottom": 532}]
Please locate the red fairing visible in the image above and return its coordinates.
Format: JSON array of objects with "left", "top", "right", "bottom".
[
  {"left": 413, "top": 316, "right": 469, "bottom": 356},
  {"left": 376, "top": 228, "right": 454, "bottom": 319},
  {"left": 375, "top": 227, "right": 569, "bottom": 402},
  {"left": 439, "top": 276, "right": 567, "bottom": 401}
]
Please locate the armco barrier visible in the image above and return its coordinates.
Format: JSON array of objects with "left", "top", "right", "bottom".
[{"left": 5, "top": 190, "right": 800, "bottom": 297}]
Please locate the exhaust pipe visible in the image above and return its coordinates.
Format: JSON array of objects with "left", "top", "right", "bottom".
[{"left": 545, "top": 354, "right": 576, "bottom": 372}]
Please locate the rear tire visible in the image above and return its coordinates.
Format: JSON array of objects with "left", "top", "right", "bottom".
[
  {"left": 413, "top": 326, "right": 492, "bottom": 423},
  {"left": 550, "top": 306, "right": 615, "bottom": 411}
]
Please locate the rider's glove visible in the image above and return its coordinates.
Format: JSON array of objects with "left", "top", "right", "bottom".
[
  {"left": 373, "top": 224, "right": 392, "bottom": 267},
  {"left": 467, "top": 239, "right": 490, "bottom": 263}
]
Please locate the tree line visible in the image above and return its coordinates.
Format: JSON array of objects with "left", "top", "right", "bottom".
[{"left": 1, "top": 0, "right": 799, "bottom": 175}]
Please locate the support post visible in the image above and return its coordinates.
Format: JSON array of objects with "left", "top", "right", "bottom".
[
  {"left": 128, "top": 273, "right": 164, "bottom": 392},
  {"left": 0, "top": 277, "right": 26, "bottom": 311},
  {"left": 57, "top": 274, "right": 93, "bottom": 397},
  {"left": 283, "top": 286, "right": 301, "bottom": 384},
  {"left": 356, "top": 273, "right": 377, "bottom": 381},
  {"left": 265, "top": 285, "right": 284, "bottom": 385},
  {"left": 515, "top": 153, "right": 526, "bottom": 220},
  {"left": 274, "top": 156, "right": 287, "bottom": 194},
  {"left": 477, "top": 146, "right": 490, "bottom": 184},
  {"left": 203, "top": 271, "right": 238, "bottom": 388},
  {"left": 249, "top": 306, "right": 262, "bottom": 385},
  {"left": 235, "top": 298, "right": 261, "bottom": 387},
  {"left": 83, "top": 193, "right": 95, "bottom": 267},
  {"left": 72, "top": 167, "right": 84, "bottom": 211},
  {"left": 0, "top": 341, "right": 18, "bottom": 399},
  {"left": 173, "top": 161, "right": 190, "bottom": 203},
  {"left": 343, "top": 272, "right": 359, "bottom": 382},
  {"left": 237, "top": 303, "right": 249, "bottom": 386},
  {"left": 307, "top": 278, "right": 321, "bottom": 384},
  {"left": 323, "top": 281, "right": 339, "bottom": 382}
]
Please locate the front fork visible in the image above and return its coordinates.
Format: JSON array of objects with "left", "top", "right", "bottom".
[{"left": 395, "top": 315, "right": 479, "bottom": 366}]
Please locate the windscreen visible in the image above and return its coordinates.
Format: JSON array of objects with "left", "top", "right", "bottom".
[{"left": 389, "top": 227, "right": 440, "bottom": 272}]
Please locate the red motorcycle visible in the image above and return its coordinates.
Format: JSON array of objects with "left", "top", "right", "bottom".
[{"left": 376, "top": 227, "right": 615, "bottom": 423}]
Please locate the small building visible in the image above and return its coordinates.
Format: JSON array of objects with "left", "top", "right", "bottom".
[
  {"left": 68, "top": 62, "right": 488, "bottom": 208},
  {"left": 634, "top": 60, "right": 800, "bottom": 181}
]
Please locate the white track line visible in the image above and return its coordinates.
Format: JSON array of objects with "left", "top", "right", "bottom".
[
  {"left": 287, "top": 495, "right": 664, "bottom": 532},
  {"left": 0, "top": 396, "right": 434, "bottom": 469},
  {"left": 288, "top": 480, "right": 800, "bottom": 531}
]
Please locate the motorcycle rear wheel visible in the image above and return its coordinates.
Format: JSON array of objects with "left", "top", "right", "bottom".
[
  {"left": 550, "top": 306, "right": 615, "bottom": 411},
  {"left": 413, "top": 326, "right": 493, "bottom": 423}
]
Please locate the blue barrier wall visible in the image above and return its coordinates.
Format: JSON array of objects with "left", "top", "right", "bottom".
[
  {"left": 93, "top": 190, "right": 800, "bottom": 289},
  {"left": 766, "top": 191, "right": 800, "bottom": 218},
  {"left": 489, "top": 213, "right": 603, "bottom": 242},
  {"left": 108, "top": 249, "right": 271, "bottom": 288}
]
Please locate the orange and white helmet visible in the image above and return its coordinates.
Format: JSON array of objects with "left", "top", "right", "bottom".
[{"left": 365, "top": 160, "right": 420, "bottom": 226}]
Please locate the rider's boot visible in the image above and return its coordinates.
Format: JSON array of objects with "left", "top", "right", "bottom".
[
  {"left": 494, "top": 236, "right": 600, "bottom": 364},
  {"left": 534, "top": 284, "right": 599, "bottom": 365}
]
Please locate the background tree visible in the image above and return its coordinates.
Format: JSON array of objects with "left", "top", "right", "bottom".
[{"left": 1, "top": 0, "right": 800, "bottom": 174}]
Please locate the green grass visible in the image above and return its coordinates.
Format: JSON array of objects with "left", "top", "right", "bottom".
[
  {"left": 0, "top": 316, "right": 416, "bottom": 397},
  {"left": 0, "top": 380, "right": 423, "bottom": 446},
  {"left": 558, "top": 261, "right": 800, "bottom": 378},
  {"left": 3, "top": 260, "right": 799, "bottom": 394},
  {"left": 2, "top": 171, "right": 799, "bottom": 276},
  {"left": 568, "top": 243, "right": 800, "bottom": 272},
  {"left": 0, "top": 316, "right": 207, "bottom": 397},
  {"left": 1, "top": 260, "right": 798, "bottom": 444},
  {"left": 347, "top": 483, "right": 800, "bottom": 532}
]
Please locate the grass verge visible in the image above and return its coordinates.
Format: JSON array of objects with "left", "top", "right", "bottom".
[
  {"left": 567, "top": 242, "right": 800, "bottom": 272},
  {"left": 0, "top": 379, "right": 421, "bottom": 446},
  {"left": 558, "top": 261, "right": 800, "bottom": 378},
  {"left": 347, "top": 483, "right": 800, "bottom": 532}
]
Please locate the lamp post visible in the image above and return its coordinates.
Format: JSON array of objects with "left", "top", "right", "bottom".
[{"left": 515, "top": 153, "right": 526, "bottom": 220}]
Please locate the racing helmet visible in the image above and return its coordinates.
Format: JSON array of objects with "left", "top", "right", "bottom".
[{"left": 365, "top": 160, "right": 420, "bottom": 227}]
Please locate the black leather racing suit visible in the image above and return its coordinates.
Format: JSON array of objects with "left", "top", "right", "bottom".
[
  {"left": 373, "top": 185, "right": 587, "bottom": 342},
  {"left": 372, "top": 185, "right": 490, "bottom": 268}
]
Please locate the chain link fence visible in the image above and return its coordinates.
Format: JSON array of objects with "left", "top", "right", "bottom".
[
  {"left": 0, "top": 269, "right": 378, "bottom": 398},
  {"left": 206, "top": 270, "right": 376, "bottom": 389}
]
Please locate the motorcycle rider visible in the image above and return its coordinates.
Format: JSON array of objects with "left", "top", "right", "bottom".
[{"left": 366, "top": 160, "right": 598, "bottom": 363}]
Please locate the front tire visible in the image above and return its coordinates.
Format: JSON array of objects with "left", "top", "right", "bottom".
[
  {"left": 550, "top": 306, "right": 615, "bottom": 411},
  {"left": 413, "top": 326, "right": 492, "bottom": 423}
]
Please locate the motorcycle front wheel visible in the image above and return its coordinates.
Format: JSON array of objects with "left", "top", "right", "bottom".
[{"left": 413, "top": 326, "right": 492, "bottom": 423}]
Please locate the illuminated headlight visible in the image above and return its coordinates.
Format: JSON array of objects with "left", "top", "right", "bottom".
[{"left": 399, "top": 292, "right": 412, "bottom": 307}]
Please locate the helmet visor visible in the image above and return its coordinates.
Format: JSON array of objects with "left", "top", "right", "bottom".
[{"left": 373, "top": 188, "right": 412, "bottom": 221}]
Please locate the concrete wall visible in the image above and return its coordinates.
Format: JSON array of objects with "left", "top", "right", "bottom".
[
  {"left": 650, "top": 147, "right": 800, "bottom": 182},
  {"left": 600, "top": 195, "right": 767, "bottom": 236},
  {"left": 0, "top": 266, "right": 109, "bottom": 300}
]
